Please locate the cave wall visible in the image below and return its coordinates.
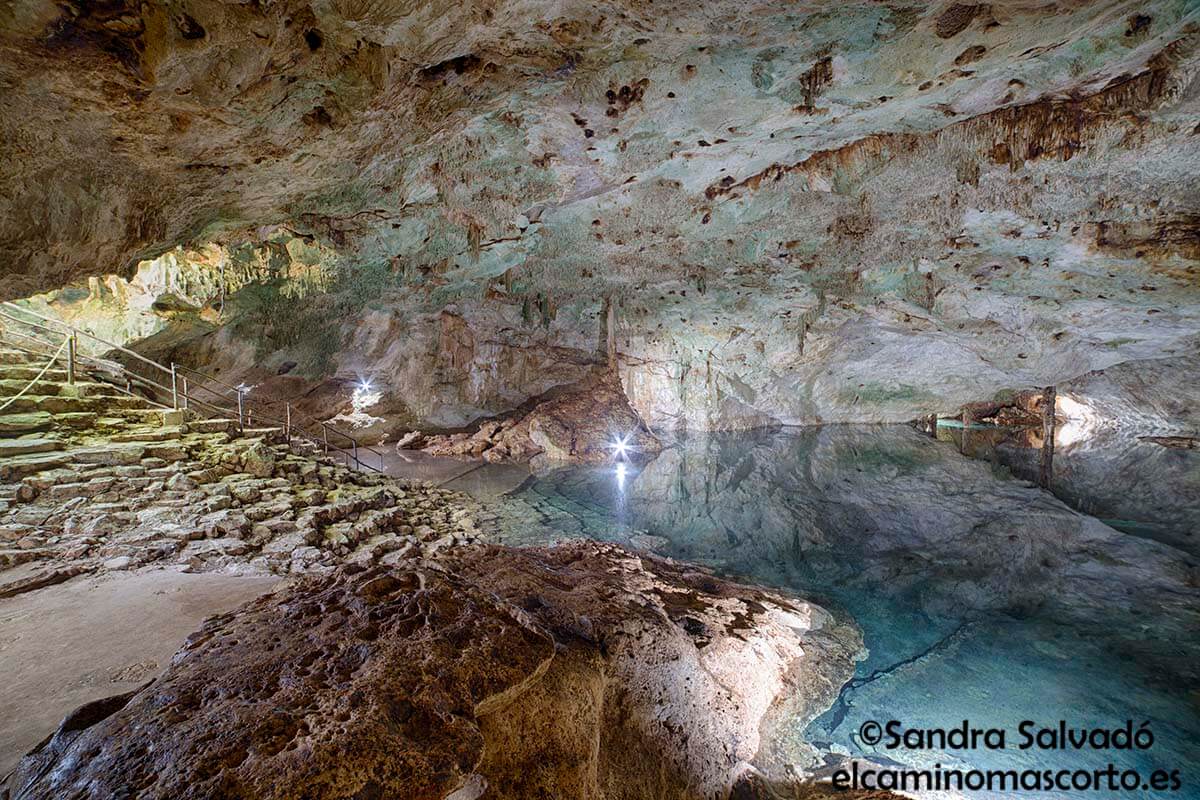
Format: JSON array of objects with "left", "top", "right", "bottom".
[{"left": 2, "top": 0, "right": 1198, "bottom": 430}]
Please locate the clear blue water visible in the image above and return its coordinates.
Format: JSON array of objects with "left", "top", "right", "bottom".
[{"left": 492, "top": 425, "right": 1200, "bottom": 799}]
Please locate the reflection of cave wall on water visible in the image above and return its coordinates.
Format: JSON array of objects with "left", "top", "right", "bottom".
[
  {"left": 943, "top": 424, "right": 1200, "bottom": 556},
  {"left": 933, "top": 356, "right": 1200, "bottom": 557},
  {"left": 521, "top": 426, "right": 1199, "bottom": 680}
]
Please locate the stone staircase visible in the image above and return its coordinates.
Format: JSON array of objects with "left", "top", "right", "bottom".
[
  {"left": 0, "top": 346, "right": 265, "bottom": 479},
  {"left": 0, "top": 347, "right": 479, "bottom": 591}
]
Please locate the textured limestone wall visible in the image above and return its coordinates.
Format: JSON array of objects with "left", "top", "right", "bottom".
[{"left": 2, "top": 0, "right": 1198, "bottom": 429}]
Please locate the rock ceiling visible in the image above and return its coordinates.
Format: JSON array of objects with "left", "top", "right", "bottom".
[{"left": 1, "top": 0, "right": 1198, "bottom": 428}]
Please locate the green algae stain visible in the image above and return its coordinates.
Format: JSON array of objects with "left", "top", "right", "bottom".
[{"left": 839, "top": 383, "right": 938, "bottom": 407}]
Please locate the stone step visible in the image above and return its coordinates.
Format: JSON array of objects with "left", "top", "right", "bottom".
[
  {"left": 188, "top": 418, "right": 237, "bottom": 434},
  {"left": 0, "top": 366, "right": 72, "bottom": 382},
  {"left": 0, "top": 451, "right": 71, "bottom": 481},
  {"left": 0, "top": 394, "right": 152, "bottom": 414},
  {"left": 109, "top": 426, "right": 187, "bottom": 443},
  {"left": 243, "top": 426, "right": 286, "bottom": 444},
  {"left": 48, "top": 412, "right": 101, "bottom": 430},
  {"left": 107, "top": 408, "right": 183, "bottom": 423},
  {"left": 0, "top": 412, "right": 54, "bottom": 436},
  {"left": 0, "top": 350, "right": 50, "bottom": 365},
  {"left": 69, "top": 443, "right": 152, "bottom": 466},
  {"left": 0, "top": 379, "right": 110, "bottom": 398},
  {"left": 0, "top": 438, "right": 64, "bottom": 458}
]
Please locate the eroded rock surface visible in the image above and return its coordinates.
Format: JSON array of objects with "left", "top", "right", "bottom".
[
  {"left": 2, "top": 1, "right": 1197, "bottom": 430},
  {"left": 399, "top": 370, "right": 661, "bottom": 464},
  {"left": 4, "top": 542, "right": 863, "bottom": 800}
]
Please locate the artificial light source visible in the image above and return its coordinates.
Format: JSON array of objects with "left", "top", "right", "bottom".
[{"left": 609, "top": 433, "right": 632, "bottom": 461}]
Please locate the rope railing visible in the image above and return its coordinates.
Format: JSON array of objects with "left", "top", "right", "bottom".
[
  {"left": 0, "top": 303, "right": 171, "bottom": 377},
  {"left": 0, "top": 337, "right": 68, "bottom": 413},
  {"left": 1, "top": 323, "right": 175, "bottom": 412},
  {"left": 0, "top": 304, "right": 385, "bottom": 472}
]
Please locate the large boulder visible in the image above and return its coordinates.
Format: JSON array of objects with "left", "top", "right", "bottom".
[{"left": 4, "top": 542, "right": 862, "bottom": 800}]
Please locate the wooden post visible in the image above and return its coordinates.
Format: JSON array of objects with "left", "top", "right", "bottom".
[
  {"left": 180, "top": 376, "right": 189, "bottom": 410},
  {"left": 65, "top": 334, "right": 76, "bottom": 386},
  {"left": 170, "top": 363, "right": 179, "bottom": 410},
  {"left": 960, "top": 407, "right": 972, "bottom": 454},
  {"left": 1039, "top": 386, "right": 1056, "bottom": 488}
]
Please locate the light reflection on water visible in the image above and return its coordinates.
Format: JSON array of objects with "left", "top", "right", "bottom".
[{"left": 497, "top": 425, "right": 1200, "bottom": 799}]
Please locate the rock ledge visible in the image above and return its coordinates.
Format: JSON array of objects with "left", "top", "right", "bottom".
[{"left": 5, "top": 542, "right": 862, "bottom": 800}]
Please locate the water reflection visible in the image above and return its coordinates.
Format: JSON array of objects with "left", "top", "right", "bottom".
[
  {"left": 494, "top": 425, "right": 1200, "bottom": 798},
  {"left": 939, "top": 423, "right": 1200, "bottom": 557}
]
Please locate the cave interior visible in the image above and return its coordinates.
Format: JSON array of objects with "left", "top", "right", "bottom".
[{"left": 0, "top": 1, "right": 1198, "bottom": 798}]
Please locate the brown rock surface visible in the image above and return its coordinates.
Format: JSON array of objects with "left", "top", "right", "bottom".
[
  {"left": 4, "top": 542, "right": 863, "bottom": 800},
  {"left": 403, "top": 370, "right": 662, "bottom": 464}
]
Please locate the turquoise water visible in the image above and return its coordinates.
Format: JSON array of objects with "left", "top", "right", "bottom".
[{"left": 493, "top": 426, "right": 1200, "bottom": 799}]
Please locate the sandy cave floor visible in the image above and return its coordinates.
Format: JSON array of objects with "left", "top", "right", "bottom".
[
  {"left": 0, "top": 454, "right": 522, "bottom": 776},
  {"left": 0, "top": 567, "right": 280, "bottom": 775}
]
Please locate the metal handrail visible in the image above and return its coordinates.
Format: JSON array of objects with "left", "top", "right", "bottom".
[
  {"left": 0, "top": 303, "right": 384, "bottom": 472},
  {"left": 169, "top": 364, "right": 386, "bottom": 466}
]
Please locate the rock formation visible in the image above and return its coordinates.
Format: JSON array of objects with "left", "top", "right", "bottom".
[
  {"left": 398, "top": 370, "right": 662, "bottom": 463},
  {"left": 2, "top": 1, "right": 1196, "bottom": 431},
  {"left": 2, "top": 1, "right": 1197, "bottom": 796},
  {"left": 4, "top": 543, "right": 863, "bottom": 800},
  {"left": 0, "top": 345, "right": 490, "bottom": 580}
]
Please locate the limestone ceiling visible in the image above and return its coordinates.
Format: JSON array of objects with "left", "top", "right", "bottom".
[{"left": 0, "top": 0, "right": 1197, "bottom": 304}]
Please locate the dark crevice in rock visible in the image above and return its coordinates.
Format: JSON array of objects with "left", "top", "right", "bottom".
[{"left": 421, "top": 53, "right": 483, "bottom": 81}]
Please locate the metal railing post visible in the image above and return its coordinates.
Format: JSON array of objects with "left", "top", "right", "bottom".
[
  {"left": 170, "top": 362, "right": 179, "bottom": 410},
  {"left": 285, "top": 403, "right": 291, "bottom": 443},
  {"left": 181, "top": 376, "right": 189, "bottom": 410},
  {"left": 66, "top": 333, "right": 76, "bottom": 386},
  {"left": 322, "top": 423, "right": 329, "bottom": 454},
  {"left": 236, "top": 387, "right": 245, "bottom": 434},
  {"left": 352, "top": 438, "right": 359, "bottom": 469}
]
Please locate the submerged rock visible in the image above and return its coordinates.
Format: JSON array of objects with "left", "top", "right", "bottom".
[{"left": 4, "top": 542, "right": 862, "bottom": 800}]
